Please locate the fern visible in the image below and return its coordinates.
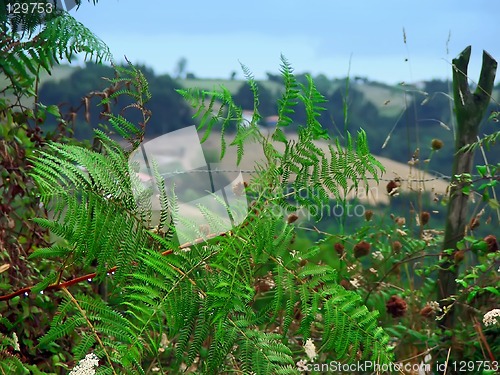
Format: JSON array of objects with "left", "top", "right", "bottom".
[
  {"left": 177, "top": 86, "right": 243, "bottom": 161},
  {"left": 276, "top": 54, "right": 300, "bottom": 130},
  {"left": 20, "top": 60, "right": 394, "bottom": 374},
  {"left": 1, "top": 11, "right": 111, "bottom": 96}
]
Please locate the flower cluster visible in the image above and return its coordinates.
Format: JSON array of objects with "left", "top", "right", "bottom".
[
  {"left": 69, "top": 353, "right": 99, "bottom": 375},
  {"left": 483, "top": 309, "right": 500, "bottom": 327},
  {"left": 303, "top": 338, "right": 317, "bottom": 361}
]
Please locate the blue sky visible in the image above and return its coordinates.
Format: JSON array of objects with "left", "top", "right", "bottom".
[{"left": 70, "top": 0, "right": 499, "bottom": 84}]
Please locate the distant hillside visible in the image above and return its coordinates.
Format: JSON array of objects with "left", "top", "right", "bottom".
[
  {"left": 23, "top": 62, "right": 500, "bottom": 179},
  {"left": 180, "top": 77, "right": 407, "bottom": 116},
  {"left": 197, "top": 131, "right": 449, "bottom": 207},
  {"left": 0, "top": 64, "right": 77, "bottom": 107}
]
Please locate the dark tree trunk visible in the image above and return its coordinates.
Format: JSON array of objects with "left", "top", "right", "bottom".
[{"left": 438, "top": 46, "right": 497, "bottom": 334}]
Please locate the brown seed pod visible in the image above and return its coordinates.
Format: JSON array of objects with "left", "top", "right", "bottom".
[
  {"left": 469, "top": 217, "right": 480, "bottom": 230},
  {"left": 340, "top": 279, "right": 351, "bottom": 290},
  {"left": 354, "top": 241, "right": 370, "bottom": 258},
  {"left": 392, "top": 241, "right": 402, "bottom": 254},
  {"left": 364, "top": 210, "right": 373, "bottom": 221},
  {"left": 386, "top": 180, "right": 399, "bottom": 196},
  {"left": 484, "top": 235, "right": 498, "bottom": 253},
  {"left": 431, "top": 138, "right": 444, "bottom": 150},
  {"left": 454, "top": 250, "right": 465, "bottom": 263},
  {"left": 395, "top": 217, "right": 406, "bottom": 227},
  {"left": 420, "top": 211, "right": 430, "bottom": 226},
  {"left": 334, "top": 243, "right": 345, "bottom": 256},
  {"left": 386, "top": 295, "right": 407, "bottom": 318},
  {"left": 419, "top": 305, "right": 434, "bottom": 319},
  {"left": 287, "top": 213, "right": 299, "bottom": 224}
]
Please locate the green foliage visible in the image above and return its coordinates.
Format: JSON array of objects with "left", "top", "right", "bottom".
[
  {"left": 15, "top": 60, "right": 393, "bottom": 373},
  {"left": 180, "top": 56, "right": 384, "bottom": 224},
  {"left": 460, "top": 130, "right": 500, "bottom": 153},
  {"left": 1, "top": 1, "right": 100, "bottom": 36},
  {"left": 1, "top": 11, "right": 111, "bottom": 96}
]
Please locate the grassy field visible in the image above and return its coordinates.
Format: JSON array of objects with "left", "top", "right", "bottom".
[
  {"left": 198, "top": 130, "right": 449, "bottom": 206},
  {"left": 180, "top": 78, "right": 283, "bottom": 96}
]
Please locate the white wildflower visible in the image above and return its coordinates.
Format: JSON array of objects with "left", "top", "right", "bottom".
[
  {"left": 69, "top": 353, "right": 99, "bottom": 375},
  {"left": 350, "top": 276, "right": 362, "bottom": 289},
  {"left": 428, "top": 301, "right": 442, "bottom": 313},
  {"left": 396, "top": 229, "right": 407, "bottom": 236},
  {"left": 372, "top": 251, "right": 384, "bottom": 261},
  {"left": 12, "top": 332, "right": 19, "bottom": 351},
  {"left": 303, "top": 338, "right": 317, "bottom": 361},
  {"left": 296, "top": 359, "right": 308, "bottom": 371},
  {"left": 483, "top": 309, "right": 500, "bottom": 327}
]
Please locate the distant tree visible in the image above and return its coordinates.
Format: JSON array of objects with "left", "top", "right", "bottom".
[
  {"left": 233, "top": 81, "right": 276, "bottom": 117},
  {"left": 313, "top": 73, "right": 332, "bottom": 95},
  {"left": 266, "top": 72, "right": 282, "bottom": 83},
  {"left": 175, "top": 57, "right": 188, "bottom": 79},
  {"left": 230, "top": 71, "right": 237, "bottom": 80},
  {"left": 38, "top": 64, "right": 194, "bottom": 138},
  {"left": 147, "top": 74, "right": 194, "bottom": 136},
  {"left": 354, "top": 76, "right": 369, "bottom": 84}
]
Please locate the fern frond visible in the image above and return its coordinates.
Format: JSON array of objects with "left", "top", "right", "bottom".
[
  {"left": 1, "top": 13, "right": 111, "bottom": 96},
  {"left": 276, "top": 54, "right": 299, "bottom": 129},
  {"left": 321, "top": 284, "right": 392, "bottom": 362},
  {"left": 299, "top": 74, "right": 329, "bottom": 140}
]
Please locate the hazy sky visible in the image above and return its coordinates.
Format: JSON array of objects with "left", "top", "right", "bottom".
[{"left": 70, "top": 0, "right": 499, "bottom": 84}]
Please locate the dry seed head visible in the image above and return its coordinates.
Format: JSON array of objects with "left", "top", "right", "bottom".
[
  {"left": 386, "top": 295, "right": 407, "bottom": 318},
  {"left": 469, "top": 217, "right": 480, "bottom": 230},
  {"left": 431, "top": 138, "right": 444, "bottom": 150},
  {"left": 420, "top": 305, "right": 434, "bottom": 318},
  {"left": 287, "top": 213, "right": 299, "bottom": 224},
  {"left": 334, "top": 242, "right": 345, "bottom": 256},
  {"left": 484, "top": 235, "right": 498, "bottom": 253},
  {"left": 364, "top": 210, "right": 373, "bottom": 221},
  {"left": 392, "top": 241, "right": 402, "bottom": 254},
  {"left": 354, "top": 241, "right": 371, "bottom": 258},
  {"left": 420, "top": 211, "right": 430, "bottom": 226},
  {"left": 454, "top": 249, "right": 465, "bottom": 263},
  {"left": 386, "top": 180, "right": 399, "bottom": 196}
]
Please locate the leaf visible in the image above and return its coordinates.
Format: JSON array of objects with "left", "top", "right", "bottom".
[
  {"left": 46, "top": 105, "right": 60, "bottom": 117},
  {"left": 476, "top": 165, "right": 487, "bottom": 177}
]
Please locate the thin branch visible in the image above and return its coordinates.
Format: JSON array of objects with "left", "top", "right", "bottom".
[
  {"left": 62, "top": 287, "right": 118, "bottom": 375},
  {"left": 0, "top": 230, "right": 232, "bottom": 302}
]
